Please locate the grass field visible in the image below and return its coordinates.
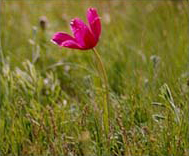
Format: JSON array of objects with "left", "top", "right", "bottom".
[{"left": 0, "top": 0, "right": 189, "bottom": 155}]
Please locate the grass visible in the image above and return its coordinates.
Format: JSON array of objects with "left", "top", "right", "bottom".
[{"left": 0, "top": 0, "right": 189, "bottom": 155}]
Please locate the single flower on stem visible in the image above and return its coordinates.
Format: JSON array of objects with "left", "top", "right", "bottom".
[
  {"left": 51, "top": 8, "right": 101, "bottom": 50},
  {"left": 51, "top": 8, "right": 109, "bottom": 138}
]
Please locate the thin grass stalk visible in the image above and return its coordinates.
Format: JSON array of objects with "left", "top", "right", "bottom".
[{"left": 92, "top": 48, "right": 109, "bottom": 138}]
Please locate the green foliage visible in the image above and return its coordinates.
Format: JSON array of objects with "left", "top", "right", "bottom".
[{"left": 0, "top": 1, "right": 188, "bottom": 155}]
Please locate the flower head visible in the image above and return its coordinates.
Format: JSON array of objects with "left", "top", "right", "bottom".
[{"left": 51, "top": 8, "right": 101, "bottom": 50}]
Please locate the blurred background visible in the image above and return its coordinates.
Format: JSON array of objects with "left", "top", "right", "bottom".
[{"left": 1, "top": 1, "right": 188, "bottom": 92}]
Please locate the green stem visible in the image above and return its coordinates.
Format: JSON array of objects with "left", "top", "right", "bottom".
[{"left": 92, "top": 48, "right": 109, "bottom": 137}]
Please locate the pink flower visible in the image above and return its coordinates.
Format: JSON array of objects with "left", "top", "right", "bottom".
[{"left": 51, "top": 8, "right": 101, "bottom": 50}]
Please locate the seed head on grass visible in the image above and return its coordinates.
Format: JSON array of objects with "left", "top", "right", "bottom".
[{"left": 39, "top": 16, "right": 48, "bottom": 31}]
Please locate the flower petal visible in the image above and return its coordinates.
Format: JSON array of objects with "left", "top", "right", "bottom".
[
  {"left": 61, "top": 40, "right": 83, "bottom": 49},
  {"left": 51, "top": 32, "right": 75, "bottom": 46},
  {"left": 87, "top": 8, "right": 101, "bottom": 41},
  {"left": 70, "top": 18, "right": 96, "bottom": 49}
]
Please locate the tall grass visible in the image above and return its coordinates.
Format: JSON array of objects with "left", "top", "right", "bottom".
[{"left": 0, "top": 1, "right": 188, "bottom": 155}]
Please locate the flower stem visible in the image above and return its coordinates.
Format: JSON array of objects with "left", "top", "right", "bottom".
[{"left": 92, "top": 48, "right": 109, "bottom": 137}]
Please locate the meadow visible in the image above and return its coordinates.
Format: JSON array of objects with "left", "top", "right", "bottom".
[{"left": 0, "top": 0, "right": 189, "bottom": 155}]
